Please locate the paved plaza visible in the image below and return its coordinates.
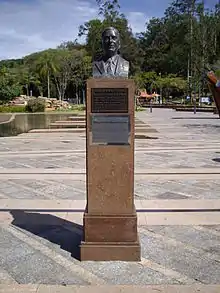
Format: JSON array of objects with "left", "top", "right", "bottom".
[{"left": 0, "top": 109, "right": 220, "bottom": 292}]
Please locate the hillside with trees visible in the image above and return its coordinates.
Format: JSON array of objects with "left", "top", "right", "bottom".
[{"left": 0, "top": 0, "right": 220, "bottom": 104}]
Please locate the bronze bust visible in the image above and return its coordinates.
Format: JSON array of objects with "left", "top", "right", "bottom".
[{"left": 92, "top": 27, "right": 129, "bottom": 78}]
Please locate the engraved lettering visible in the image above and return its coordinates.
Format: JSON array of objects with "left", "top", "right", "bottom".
[{"left": 91, "top": 88, "right": 128, "bottom": 113}]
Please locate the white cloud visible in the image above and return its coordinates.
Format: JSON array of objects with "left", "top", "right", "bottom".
[
  {"left": 0, "top": 0, "right": 149, "bottom": 60},
  {"left": 127, "top": 12, "right": 149, "bottom": 34},
  {"left": 0, "top": 0, "right": 98, "bottom": 60}
]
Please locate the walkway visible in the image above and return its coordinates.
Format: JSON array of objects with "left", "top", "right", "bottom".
[{"left": 0, "top": 109, "right": 220, "bottom": 292}]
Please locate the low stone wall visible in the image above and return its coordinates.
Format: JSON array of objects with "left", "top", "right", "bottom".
[
  {"left": 175, "top": 107, "right": 216, "bottom": 113},
  {"left": 143, "top": 104, "right": 217, "bottom": 112},
  {"left": 0, "top": 112, "right": 78, "bottom": 137},
  {"left": 0, "top": 114, "right": 12, "bottom": 123},
  {"left": 142, "top": 104, "right": 174, "bottom": 109}
]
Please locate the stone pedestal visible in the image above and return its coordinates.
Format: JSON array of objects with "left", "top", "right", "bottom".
[{"left": 80, "top": 78, "right": 140, "bottom": 261}]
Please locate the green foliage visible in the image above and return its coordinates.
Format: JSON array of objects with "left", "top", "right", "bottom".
[
  {"left": 71, "top": 104, "right": 86, "bottom": 111},
  {"left": 0, "top": 81, "right": 21, "bottom": 105},
  {"left": 134, "top": 71, "right": 158, "bottom": 88},
  {"left": 55, "top": 104, "right": 85, "bottom": 112},
  {"left": 1, "top": 0, "right": 220, "bottom": 101},
  {"left": 25, "top": 98, "right": 45, "bottom": 113},
  {"left": 0, "top": 105, "right": 26, "bottom": 113},
  {"left": 135, "top": 106, "right": 145, "bottom": 112},
  {"left": 0, "top": 66, "right": 22, "bottom": 104}
]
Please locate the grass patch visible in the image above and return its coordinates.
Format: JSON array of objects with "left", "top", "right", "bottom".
[
  {"left": 0, "top": 105, "right": 26, "bottom": 113},
  {"left": 135, "top": 106, "right": 145, "bottom": 112},
  {"left": 54, "top": 104, "right": 85, "bottom": 112}
]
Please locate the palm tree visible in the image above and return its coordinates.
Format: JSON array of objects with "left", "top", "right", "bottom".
[{"left": 35, "top": 50, "right": 57, "bottom": 98}]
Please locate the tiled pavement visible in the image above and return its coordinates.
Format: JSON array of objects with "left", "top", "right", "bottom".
[{"left": 0, "top": 109, "right": 220, "bottom": 292}]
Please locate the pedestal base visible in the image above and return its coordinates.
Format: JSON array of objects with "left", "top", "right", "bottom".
[
  {"left": 80, "top": 211, "right": 141, "bottom": 261},
  {"left": 80, "top": 241, "right": 141, "bottom": 261}
]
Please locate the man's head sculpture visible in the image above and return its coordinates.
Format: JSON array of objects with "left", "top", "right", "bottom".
[
  {"left": 92, "top": 27, "right": 129, "bottom": 78},
  {"left": 101, "top": 27, "right": 120, "bottom": 59}
]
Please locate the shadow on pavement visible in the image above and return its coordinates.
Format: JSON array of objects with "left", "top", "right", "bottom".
[
  {"left": 212, "top": 158, "right": 220, "bottom": 163},
  {"left": 10, "top": 210, "right": 83, "bottom": 261}
]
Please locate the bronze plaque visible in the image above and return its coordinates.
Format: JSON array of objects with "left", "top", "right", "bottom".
[
  {"left": 90, "top": 114, "right": 130, "bottom": 145},
  {"left": 91, "top": 88, "right": 128, "bottom": 113}
]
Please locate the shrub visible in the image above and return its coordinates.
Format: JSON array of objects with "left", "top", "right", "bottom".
[
  {"left": 135, "top": 106, "right": 145, "bottom": 112},
  {"left": 71, "top": 104, "right": 86, "bottom": 111},
  {"left": 0, "top": 105, "right": 26, "bottom": 113},
  {"left": 55, "top": 104, "right": 85, "bottom": 112},
  {"left": 25, "top": 98, "right": 45, "bottom": 112}
]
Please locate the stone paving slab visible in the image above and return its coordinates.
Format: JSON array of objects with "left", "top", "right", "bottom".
[
  {"left": 0, "top": 177, "right": 220, "bottom": 200},
  {"left": 0, "top": 109, "right": 220, "bottom": 287},
  {"left": 0, "top": 146, "right": 220, "bottom": 159},
  {"left": 0, "top": 150, "right": 220, "bottom": 169},
  {"left": 0, "top": 222, "right": 220, "bottom": 285},
  {"left": 1, "top": 285, "right": 220, "bottom": 293}
]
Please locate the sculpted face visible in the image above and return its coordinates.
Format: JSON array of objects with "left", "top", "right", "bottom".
[{"left": 102, "top": 28, "right": 120, "bottom": 57}]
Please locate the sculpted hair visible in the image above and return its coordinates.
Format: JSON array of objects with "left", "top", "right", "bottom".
[{"left": 101, "top": 27, "right": 120, "bottom": 39}]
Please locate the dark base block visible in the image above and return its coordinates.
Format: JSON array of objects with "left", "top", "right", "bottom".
[
  {"left": 83, "top": 212, "right": 138, "bottom": 242},
  {"left": 80, "top": 241, "right": 141, "bottom": 261},
  {"left": 80, "top": 210, "right": 141, "bottom": 261}
]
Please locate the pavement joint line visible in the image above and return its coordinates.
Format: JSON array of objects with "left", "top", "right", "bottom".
[
  {"left": 136, "top": 148, "right": 220, "bottom": 153},
  {"left": 140, "top": 257, "right": 199, "bottom": 284},
  {"left": 0, "top": 150, "right": 85, "bottom": 157},
  {"left": 1, "top": 211, "right": 220, "bottom": 226},
  {"left": 1, "top": 199, "right": 220, "bottom": 211},
  {"left": 0, "top": 174, "right": 219, "bottom": 180},
  {"left": 193, "top": 226, "right": 220, "bottom": 237},
  {"left": 139, "top": 227, "right": 220, "bottom": 263},
  {"left": 145, "top": 212, "right": 220, "bottom": 225},
  {"left": 0, "top": 268, "right": 17, "bottom": 285},
  {"left": 0, "top": 284, "right": 220, "bottom": 293},
  {"left": 0, "top": 168, "right": 220, "bottom": 174},
  {"left": 0, "top": 146, "right": 220, "bottom": 157},
  {"left": 6, "top": 225, "right": 107, "bottom": 286},
  {"left": 1, "top": 209, "right": 220, "bottom": 213},
  {"left": 3, "top": 137, "right": 220, "bottom": 142}
]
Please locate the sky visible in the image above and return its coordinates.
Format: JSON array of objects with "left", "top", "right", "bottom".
[{"left": 0, "top": 0, "right": 218, "bottom": 60}]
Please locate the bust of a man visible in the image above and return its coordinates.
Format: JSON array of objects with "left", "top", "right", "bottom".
[{"left": 92, "top": 27, "right": 129, "bottom": 78}]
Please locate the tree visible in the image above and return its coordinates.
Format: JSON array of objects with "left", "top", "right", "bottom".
[
  {"left": 78, "top": 19, "right": 103, "bottom": 59},
  {"left": 133, "top": 71, "right": 158, "bottom": 92},
  {"left": 0, "top": 67, "right": 21, "bottom": 104},
  {"left": 35, "top": 50, "right": 58, "bottom": 98},
  {"left": 97, "top": 0, "right": 121, "bottom": 20},
  {"left": 52, "top": 48, "right": 87, "bottom": 101},
  {"left": 58, "top": 40, "right": 85, "bottom": 51},
  {"left": 156, "top": 74, "right": 187, "bottom": 99},
  {"left": 138, "top": 18, "right": 169, "bottom": 74}
]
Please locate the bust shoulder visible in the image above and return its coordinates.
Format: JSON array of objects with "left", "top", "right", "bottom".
[
  {"left": 118, "top": 56, "right": 129, "bottom": 65},
  {"left": 117, "top": 55, "right": 129, "bottom": 75},
  {"left": 117, "top": 55, "right": 128, "bottom": 65}
]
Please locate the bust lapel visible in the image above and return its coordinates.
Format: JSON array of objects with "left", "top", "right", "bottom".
[
  {"left": 114, "top": 55, "right": 120, "bottom": 75},
  {"left": 95, "top": 60, "right": 105, "bottom": 75}
]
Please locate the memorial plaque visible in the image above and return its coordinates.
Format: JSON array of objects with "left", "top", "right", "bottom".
[
  {"left": 91, "top": 88, "right": 128, "bottom": 113},
  {"left": 90, "top": 114, "right": 130, "bottom": 145}
]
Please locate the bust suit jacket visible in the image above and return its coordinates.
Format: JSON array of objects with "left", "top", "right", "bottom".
[{"left": 92, "top": 54, "right": 129, "bottom": 78}]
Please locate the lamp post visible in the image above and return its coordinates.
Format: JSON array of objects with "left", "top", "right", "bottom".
[{"left": 159, "top": 72, "right": 162, "bottom": 104}]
